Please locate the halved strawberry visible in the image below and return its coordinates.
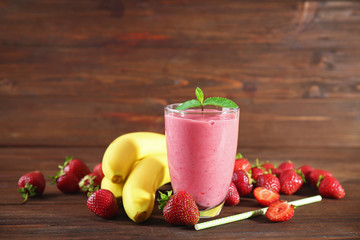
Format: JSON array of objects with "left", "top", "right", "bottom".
[
  {"left": 265, "top": 200, "right": 294, "bottom": 222},
  {"left": 253, "top": 187, "right": 280, "bottom": 207}
]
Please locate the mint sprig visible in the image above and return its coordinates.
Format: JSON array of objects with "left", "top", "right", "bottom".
[{"left": 176, "top": 87, "right": 238, "bottom": 111}]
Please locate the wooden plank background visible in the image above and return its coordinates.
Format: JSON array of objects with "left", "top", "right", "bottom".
[{"left": 1, "top": 0, "right": 360, "bottom": 150}]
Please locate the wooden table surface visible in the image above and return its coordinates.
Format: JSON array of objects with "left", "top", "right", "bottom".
[
  {"left": 1, "top": 0, "right": 360, "bottom": 239},
  {"left": 1, "top": 147, "right": 359, "bottom": 239}
]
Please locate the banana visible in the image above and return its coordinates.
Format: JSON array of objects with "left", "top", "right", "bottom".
[
  {"left": 122, "top": 153, "right": 170, "bottom": 223},
  {"left": 102, "top": 132, "right": 166, "bottom": 184},
  {"left": 101, "top": 177, "right": 124, "bottom": 198}
]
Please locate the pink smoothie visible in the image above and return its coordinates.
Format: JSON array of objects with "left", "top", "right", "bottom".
[{"left": 165, "top": 107, "right": 239, "bottom": 210}]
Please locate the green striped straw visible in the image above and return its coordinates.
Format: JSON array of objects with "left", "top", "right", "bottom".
[{"left": 194, "top": 195, "right": 322, "bottom": 231}]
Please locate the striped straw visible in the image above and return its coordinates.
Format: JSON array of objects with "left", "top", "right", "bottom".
[{"left": 194, "top": 195, "right": 322, "bottom": 231}]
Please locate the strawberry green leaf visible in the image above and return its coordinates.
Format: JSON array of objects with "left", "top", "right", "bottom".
[
  {"left": 236, "top": 153, "right": 243, "bottom": 159},
  {"left": 157, "top": 190, "right": 172, "bottom": 210},
  {"left": 203, "top": 97, "right": 239, "bottom": 109},
  {"left": 175, "top": 99, "right": 201, "bottom": 110}
]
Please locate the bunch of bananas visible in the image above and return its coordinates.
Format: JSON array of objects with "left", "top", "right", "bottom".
[{"left": 101, "top": 132, "right": 170, "bottom": 223}]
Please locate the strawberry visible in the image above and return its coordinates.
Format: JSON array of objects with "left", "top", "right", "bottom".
[
  {"left": 251, "top": 167, "right": 264, "bottom": 180},
  {"left": 265, "top": 200, "right": 294, "bottom": 222},
  {"left": 159, "top": 191, "right": 199, "bottom": 225},
  {"left": 308, "top": 169, "right": 333, "bottom": 187},
  {"left": 18, "top": 171, "right": 46, "bottom": 203},
  {"left": 262, "top": 161, "right": 274, "bottom": 171},
  {"left": 256, "top": 173, "right": 280, "bottom": 193},
  {"left": 273, "top": 161, "right": 295, "bottom": 177},
  {"left": 279, "top": 169, "right": 304, "bottom": 195},
  {"left": 272, "top": 168, "right": 283, "bottom": 178},
  {"left": 234, "top": 153, "right": 251, "bottom": 172},
  {"left": 278, "top": 161, "right": 295, "bottom": 171},
  {"left": 298, "top": 165, "right": 314, "bottom": 183},
  {"left": 61, "top": 156, "right": 91, "bottom": 180},
  {"left": 318, "top": 176, "right": 345, "bottom": 199},
  {"left": 92, "top": 163, "right": 104, "bottom": 182},
  {"left": 87, "top": 189, "right": 119, "bottom": 218},
  {"left": 54, "top": 172, "right": 80, "bottom": 194},
  {"left": 250, "top": 158, "right": 265, "bottom": 180},
  {"left": 224, "top": 182, "right": 240, "bottom": 206},
  {"left": 253, "top": 187, "right": 280, "bottom": 206},
  {"left": 79, "top": 173, "right": 101, "bottom": 195},
  {"left": 232, "top": 169, "right": 253, "bottom": 196}
]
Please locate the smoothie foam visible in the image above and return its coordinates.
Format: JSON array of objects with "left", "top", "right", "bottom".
[{"left": 165, "top": 108, "right": 239, "bottom": 210}]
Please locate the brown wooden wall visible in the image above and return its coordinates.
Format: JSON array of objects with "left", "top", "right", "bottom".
[{"left": 1, "top": 0, "right": 360, "bottom": 150}]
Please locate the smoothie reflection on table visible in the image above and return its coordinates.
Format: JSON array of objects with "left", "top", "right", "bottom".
[{"left": 165, "top": 103, "right": 239, "bottom": 217}]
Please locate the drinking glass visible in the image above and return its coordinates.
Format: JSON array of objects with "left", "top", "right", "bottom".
[{"left": 165, "top": 103, "right": 240, "bottom": 217}]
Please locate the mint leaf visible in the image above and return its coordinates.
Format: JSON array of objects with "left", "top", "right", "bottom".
[
  {"left": 175, "top": 87, "right": 238, "bottom": 111},
  {"left": 195, "top": 87, "right": 204, "bottom": 104},
  {"left": 176, "top": 99, "right": 201, "bottom": 110},
  {"left": 204, "top": 97, "right": 238, "bottom": 109}
]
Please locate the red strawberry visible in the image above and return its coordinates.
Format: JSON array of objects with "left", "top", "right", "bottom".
[
  {"left": 274, "top": 161, "right": 295, "bottom": 177},
  {"left": 279, "top": 169, "right": 304, "bottom": 195},
  {"left": 278, "top": 161, "right": 295, "bottom": 171},
  {"left": 309, "top": 169, "right": 333, "bottom": 187},
  {"left": 256, "top": 173, "right": 280, "bottom": 193},
  {"left": 265, "top": 200, "right": 294, "bottom": 222},
  {"left": 79, "top": 173, "right": 101, "bottom": 195},
  {"left": 87, "top": 189, "right": 119, "bottom": 218},
  {"left": 298, "top": 165, "right": 314, "bottom": 183},
  {"left": 93, "top": 163, "right": 104, "bottom": 182},
  {"left": 318, "top": 176, "right": 345, "bottom": 199},
  {"left": 272, "top": 168, "right": 283, "bottom": 178},
  {"left": 62, "top": 156, "right": 91, "bottom": 180},
  {"left": 253, "top": 187, "right": 280, "bottom": 207},
  {"left": 225, "top": 182, "right": 240, "bottom": 206},
  {"left": 232, "top": 170, "right": 253, "bottom": 196},
  {"left": 160, "top": 191, "right": 199, "bottom": 225},
  {"left": 18, "top": 171, "right": 46, "bottom": 203},
  {"left": 54, "top": 172, "right": 80, "bottom": 194},
  {"left": 251, "top": 167, "right": 264, "bottom": 180},
  {"left": 234, "top": 153, "right": 251, "bottom": 172},
  {"left": 262, "top": 161, "right": 274, "bottom": 171}
]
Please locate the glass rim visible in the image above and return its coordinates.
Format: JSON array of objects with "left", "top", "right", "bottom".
[{"left": 165, "top": 103, "right": 240, "bottom": 115}]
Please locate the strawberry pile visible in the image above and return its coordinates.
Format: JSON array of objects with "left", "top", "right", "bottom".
[
  {"left": 224, "top": 153, "right": 345, "bottom": 221},
  {"left": 17, "top": 157, "right": 117, "bottom": 218}
]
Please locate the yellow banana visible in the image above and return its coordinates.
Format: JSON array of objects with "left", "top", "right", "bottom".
[
  {"left": 101, "top": 177, "right": 124, "bottom": 198},
  {"left": 122, "top": 153, "right": 170, "bottom": 223},
  {"left": 102, "top": 132, "right": 166, "bottom": 184}
]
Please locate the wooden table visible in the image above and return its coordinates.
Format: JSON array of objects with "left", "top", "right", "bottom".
[
  {"left": 1, "top": 0, "right": 360, "bottom": 239},
  {"left": 1, "top": 147, "right": 359, "bottom": 239}
]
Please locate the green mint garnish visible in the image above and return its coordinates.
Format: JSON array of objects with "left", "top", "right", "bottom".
[{"left": 176, "top": 87, "right": 238, "bottom": 111}]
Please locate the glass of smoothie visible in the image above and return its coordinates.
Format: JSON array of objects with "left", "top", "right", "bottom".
[{"left": 165, "top": 103, "right": 239, "bottom": 218}]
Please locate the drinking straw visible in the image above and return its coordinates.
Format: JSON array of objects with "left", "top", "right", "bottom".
[{"left": 194, "top": 195, "right": 322, "bottom": 231}]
